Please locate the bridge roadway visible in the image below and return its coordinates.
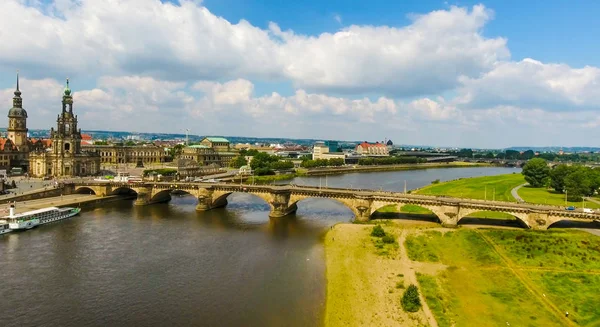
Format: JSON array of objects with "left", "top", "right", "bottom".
[{"left": 69, "top": 181, "right": 600, "bottom": 230}]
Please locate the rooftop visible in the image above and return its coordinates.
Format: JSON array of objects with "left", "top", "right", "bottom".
[{"left": 204, "top": 137, "right": 230, "bottom": 143}]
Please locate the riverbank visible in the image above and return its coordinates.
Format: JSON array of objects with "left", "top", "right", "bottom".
[
  {"left": 241, "top": 162, "right": 493, "bottom": 184},
  {"left": 325, "top": 223, "right": 599, "bottom": 326},
  {"left": 8, "top": 194, "right": 128, "bottom": 214},
  {"left": 308, "top": 162, "right": 490, "bottom": 176}
]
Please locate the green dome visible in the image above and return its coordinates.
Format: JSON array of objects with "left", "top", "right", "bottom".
[{"left": 64, "top": 78, "right": 71, "bottom": 96}]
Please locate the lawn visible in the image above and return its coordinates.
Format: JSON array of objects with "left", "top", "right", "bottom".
[
  {"left": 526, "top": 272, "right": 600, "bottom": 326},
  {"left": 482, "top": 229, "right": 600, "bottom": 270},
  {"left": 518, "top": 186, "right": 600, "bottom": 209},
  {"left": 416, "top": 173, "right": 525, "bottom": 201},
  {"left": 404, "top": 229, "right": 582, "bottom": 326}
]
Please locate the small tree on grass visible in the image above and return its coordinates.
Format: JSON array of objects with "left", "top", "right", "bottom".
[
  {"left": 371, "top": 225, "right": 385, "bottom": 237},
  {"left": 401, "top": 284, "right": 422, "bottom": 312}
]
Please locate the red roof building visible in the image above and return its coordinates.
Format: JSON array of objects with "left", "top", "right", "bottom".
[{"left": 355, "top": 141, "right": 389, "bottom": 156}]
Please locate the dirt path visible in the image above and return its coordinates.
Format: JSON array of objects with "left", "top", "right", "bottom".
[
  {"left": 398, "top": 230, "right": 439, "bottom": 327},
  {"left": 475, "top": 230, "right": 576, "bottom": 326}
]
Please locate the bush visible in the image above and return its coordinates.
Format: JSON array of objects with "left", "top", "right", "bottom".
[
  {"left": 382, "top": 235, "right": 396, "bottom": 244},
  {"left": 401, "top": 284, "right": 422, "bottom": 312},
  {"left": 371, "top": 225, "right": 386, "bottom": 237}
]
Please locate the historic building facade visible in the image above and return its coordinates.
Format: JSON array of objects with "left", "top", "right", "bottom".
[
  {"left": 84, "top": 144, "right": 166, "bottom": 165},
  {"left": 29, "top": 80, "right": 100, "bottom": 177},
  {"left": 355, "top": 141, "right": 389, "bottom": 156},
  {"left": 180, "top": 137, "right": 237, "bottom": 167}
]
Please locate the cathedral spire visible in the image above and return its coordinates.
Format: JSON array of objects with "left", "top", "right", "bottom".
[{"left": 14, "top": 71, "right": 21, "bottom": 98}]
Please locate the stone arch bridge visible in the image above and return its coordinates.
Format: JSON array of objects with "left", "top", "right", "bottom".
[{"left": 68, "top": 181, "right": 600, "bottom": 230}]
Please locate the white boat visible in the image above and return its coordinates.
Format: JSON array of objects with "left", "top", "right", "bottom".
[
  {"left": 2, "top": 206, "right": 81, "bottom": 231},
  {"left": 0, "top": 222, "right": 11, "bottom": 235}
]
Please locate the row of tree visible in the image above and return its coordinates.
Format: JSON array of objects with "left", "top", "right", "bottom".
[
  {"left": 521, "top": 158, "right": 600, "bottom": 201},
  {"left": 300, "top": 158, "right": 345, "bottom": 168},
  {"left": 358, "top": 156, "right": 425, "bottom": 166}
]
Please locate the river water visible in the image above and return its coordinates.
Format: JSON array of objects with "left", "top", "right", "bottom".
[{"left": 0, "top": 167, "right": 519, "bottom": 327}]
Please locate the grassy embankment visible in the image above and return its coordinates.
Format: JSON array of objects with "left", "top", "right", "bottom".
[
  {"left": 308, "top": 162, "right": 490, "bottom": 176},
  {"left": 375, "top": 174, "right": 525, "bottom": 219},
  {"left": 325, "top": 223, "right": 600, "bottom": 326},
  {"left": 409, "top": 229, "right": 600, "bottom": 327},
  {"left": 519, "top": 186, "right": 600, "bottom": 209},
  {"left": 373, "top": 173, "right": 600, "bottom": 219}
]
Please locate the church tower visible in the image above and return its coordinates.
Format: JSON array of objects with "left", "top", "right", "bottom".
[
  {"left": 7, "top": 72, "right": 28, "bottom": 151},
  {"left": 50, "top": 78, "right": 82, "bottom": 160}
]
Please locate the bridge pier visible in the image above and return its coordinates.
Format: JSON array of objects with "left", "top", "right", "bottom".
[
  {"left": 134, "top": 186, "right": 172, "bottom": 206},
  {"left": 195, "top": 194, "right": 228, "bottom": 211}
]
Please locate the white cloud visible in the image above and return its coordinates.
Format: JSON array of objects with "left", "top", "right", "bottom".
[
  {"left": 1, "top": 1, "right": 600, "bottom": 147},
  {"left": 1, "top": 1, "right": 508, "bottom": 97},
  {"left": 276, "top": 5, "right": 509, "bottom": 95},
  {"left": 457, "top": 59, "right": 600, "bottom": 111}
]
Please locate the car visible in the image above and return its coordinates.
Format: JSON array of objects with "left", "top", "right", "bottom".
[{"left": 565, "top": 206, "right": 576, "bottom": 211}]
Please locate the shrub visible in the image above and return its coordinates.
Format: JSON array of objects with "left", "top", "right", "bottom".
[
  {"left": 382, "top": 235, "right": 396, "bottom": 244},
  {"left": 401, "top": 284, "right": 422, "bottom": 312},
  {"left": 371, "top": 225, "right": 386, "bottom": 237}
]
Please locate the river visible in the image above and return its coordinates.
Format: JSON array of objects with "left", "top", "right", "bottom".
[{"left": 0, "top": 167, "right": 519, "bottom": 327}]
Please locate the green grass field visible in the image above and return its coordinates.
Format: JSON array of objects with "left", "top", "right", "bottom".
[
  {"left": 416, "top": 173, "right": 524, "bottom": 201},
  {"left": 517, "top": 186, "right": 600, "bottom": 209},
  {"left": 404, "top": 229, "right": 600, "bottom": 326}
]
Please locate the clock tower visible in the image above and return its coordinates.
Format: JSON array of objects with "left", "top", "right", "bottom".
[
  {"left": 50, "top": 78, "right": 82, "bottom": 158},
  {"left": 7, "top": 72, "right": 28, "bottom": 152}
]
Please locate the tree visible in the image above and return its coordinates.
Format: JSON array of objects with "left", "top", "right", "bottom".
[
  {"left": 520, "top": 150, "right": 535, "bottom": 160},
  {"left": 549, "top": 164, "right": 572, "bottom": 193},
  {"left": 401, "top": 284, "right": 422, "bottom": 312},
  {"left": 168, "top": 144, "right": 184, "bottom": 158},
  {"left": 230, "top": 156, "right": 247, "bottom": 169},
  {"left": 521, "top": 158, "right": 549, "bottom": 187}
]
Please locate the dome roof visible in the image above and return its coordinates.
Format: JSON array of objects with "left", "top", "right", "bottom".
[{"left": 8, "top": 107, "right": 28, "bottom": 118}]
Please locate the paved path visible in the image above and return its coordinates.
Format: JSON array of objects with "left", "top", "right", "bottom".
[
  {"left": 2, "top": 194, "right": 104, "bottom": 214},
  {"left": 511, "top": 183, "right": 527, "bottom": 203}
]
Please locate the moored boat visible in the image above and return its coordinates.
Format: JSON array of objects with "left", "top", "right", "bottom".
[
  {"left": 2, "top": 205, "right": 81, "bottom": 231},
  {"left": 0, "top": 222, "right": 11, "bottom": 235}
]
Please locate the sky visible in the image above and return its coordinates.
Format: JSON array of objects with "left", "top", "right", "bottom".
[{"left": 1, "top": 0, "right": 600, "bottom": 148}]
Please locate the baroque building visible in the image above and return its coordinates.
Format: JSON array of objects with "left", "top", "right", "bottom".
[
  {"left": 180, "top": 137, "right": 237, "bottom": 167},
  {"left": 29, "top": 79, "right": 100, "bottom": 177},
  {"left": 0, "top": 73, "right": 48, "bottom": 171},
  {"left": 84, "top": 144, "right": 166, "bottom": 165}
]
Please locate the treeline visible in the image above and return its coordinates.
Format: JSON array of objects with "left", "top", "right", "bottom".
[
  {"left": 522, "top": 158, "right": 600, "bottom": 201},
  {"left": 358, "top": 156, "right": 426, "bottom": 165},
  {"left": 300, "top": 158, "right": 345, "bottom": 168},
  {"left": 231, "top": 152, "right": 294, "bottom": 176},
  {"left": 457, "top": 148, "right": 600, "bottom": 163}
]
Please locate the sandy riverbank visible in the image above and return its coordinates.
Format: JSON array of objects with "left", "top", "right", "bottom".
[{"left": 324, "top": 222, "right": 438, "bottom": 327}]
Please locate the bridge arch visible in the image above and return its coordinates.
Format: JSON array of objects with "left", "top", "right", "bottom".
[
  {"left": 457, "top": 208, "right": 531, "bottom": 229},
  {"left": 289, "top": 197, "right": 356, "bottom": 219},
  {"left": 547, "top": 218, "right": 600, "bottom": 230},
  {"left": 288, "top": 194, "right": 361, "bottom": 219},
  {"left": 457, "top": 210, "right": 529, "bottom": 228},
  {"left": 110, "top": 186, "right": 138, "bottom": 196},
  {"left": 212, "top": 191, "right": 275, "bottom": 211},
  {"left": 371, "top": 203, "right": 441, "bottom": 224},
  {"left": 74, "top": 186, "right": 96, "bottom": 195}
]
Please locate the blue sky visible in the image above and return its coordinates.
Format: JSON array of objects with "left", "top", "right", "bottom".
[{"left": 0, "top": 0, "right": 599, "bottom": 148}]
